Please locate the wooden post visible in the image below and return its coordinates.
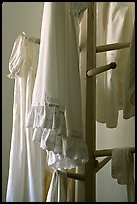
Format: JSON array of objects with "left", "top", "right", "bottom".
[{"left": 80, "top": 3, "right": 96, "bottom": 202}]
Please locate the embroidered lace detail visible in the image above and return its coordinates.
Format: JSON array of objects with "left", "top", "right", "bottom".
[
  {"left": 47, "top": 136, "right": 89, "bottom": 169},
  {"left": 26, "top": 102, "right": 89, "bottom": 169}
]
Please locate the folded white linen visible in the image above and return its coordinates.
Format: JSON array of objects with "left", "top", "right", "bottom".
[{"left": 111, "top": 147, "right": 135, "bottom": 202}]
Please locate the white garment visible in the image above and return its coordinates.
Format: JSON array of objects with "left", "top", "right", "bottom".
[
  {"left": 6, "top": 33, "right": 46, "bottom": 202},
  {"left": 123, "top": 23, "right": 135, "bottom": 119},
  {"left": 27, "top": 2, "right": 90, "bottom": 169},
  {"left": 96, "top": 2, "right": 135, "bottom": 128},
  {"left": 46, "top": 170, "right": 67, "bottom": 202},
  {"left": 111, "top": 148, "right": 135, "bottom": 202}
]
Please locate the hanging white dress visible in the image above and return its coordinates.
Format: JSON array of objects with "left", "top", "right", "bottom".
[
  {"left": 27, "top": 2, "right": 90, "bottom": 169},
  {"left": 6, "top": 33, "right": 46, "bottom": 202}
]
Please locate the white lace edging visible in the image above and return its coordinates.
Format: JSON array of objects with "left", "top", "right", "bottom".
[
  {"left": 47, "top": 136, "right": 89, "bottom": 169},
  {"left": 26, "top": 103, "right": 89, "bottom": 169}
]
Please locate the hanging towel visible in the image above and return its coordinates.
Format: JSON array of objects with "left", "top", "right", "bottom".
[
  {"left": 6, "top": 33, "right": 46, "bottom": 202},
  {"left": 111, "top": 147, "right": 135, "bottom": 202},
  {"left": 46, "top": 170, "right": 67, "bottom": 202},
  {"left": 27, "top": 2, "right": 90, "bottom": 169}
]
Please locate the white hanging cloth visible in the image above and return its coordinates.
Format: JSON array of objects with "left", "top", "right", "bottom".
[
  {"left": 123, "top": 23, "right": 135, "bottom": 119},
  {"left": 46, "top": 170, "right": 67, "bottom": 202},
  {"left": 27, "top": 2, "right": 90, "bottom": 169},
  {"left": 96, "top": 2, "right": 135, "bottom": 128},
  {"left": 6, "top": 33, "right": 46, "bottom": 202},
  {"left": 111, "top": 147, "right": 135, "bottom": 202}
]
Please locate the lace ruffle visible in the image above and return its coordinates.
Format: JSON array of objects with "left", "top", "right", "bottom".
[
  {"left": 47, "top": 136, "right": 89, "bottom": 169},
  {"left": 27, "top": 104, "right": 66, "bottom": 130},
  {"left": 26, "top": 103, "right": 89, "bottom": 169}
]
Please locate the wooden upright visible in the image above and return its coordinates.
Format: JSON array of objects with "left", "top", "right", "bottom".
[{"left": 80, "top": 3, "right": 96, "bottom": 202}]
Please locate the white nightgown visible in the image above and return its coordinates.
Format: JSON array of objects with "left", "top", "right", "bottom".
[
  {"left": 27, "top": 2, "right": 91, "bottom": 169},
  {"left": 6, "top": 33, "right": 46, "bottom": 202}
]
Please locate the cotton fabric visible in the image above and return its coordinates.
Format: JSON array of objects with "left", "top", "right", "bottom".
[
  {"left": 6, "top": 33, "right": 46, "bottom": 202},
  {"left": 27, "top": 2, "right": 90, "bottom": 169},
  {"left": 111, "top": 147, "right": 135, "bottom": 202},
  {"left": 123, "top": 23, "right": 135, "bottom": 119},
  {"left": 46, "top": 170, "right": 67, "bottom": 202},
  {"left": 96, "top": 2, "right": 135, "bottom": 128}
]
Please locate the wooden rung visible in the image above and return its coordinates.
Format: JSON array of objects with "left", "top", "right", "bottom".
[
  {"left": 94, "top": 147, "right": 135, "bottom": 157},
  {"left": 87, "top": 62, "right": 116, "bottom": 77},
  {"left": 95, "top": 156, "right": 112, "bottom": 173},
  {"left": 96, "top": 42, "right": 130, "bottom": 53},
  {"left": 67, "top": 172, "right": 85, "bottom": 181},
  {"left": 28, "top": 40, "right": 130, "bottom": 50}
]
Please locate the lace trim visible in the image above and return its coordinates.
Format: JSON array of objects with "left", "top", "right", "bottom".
[
  {"left": 47, "top": 136, "right": 89, "bottom": 169},
  {"left": 26, "top": 103, "right": 65, "bottom": 129},
  {"left": 27, "top": 103, "right": 89, "bottom": 169}
]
